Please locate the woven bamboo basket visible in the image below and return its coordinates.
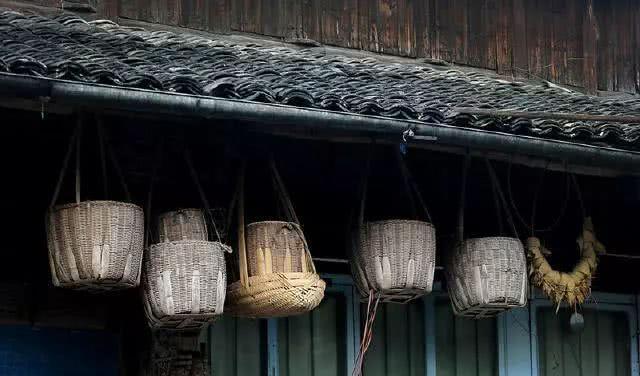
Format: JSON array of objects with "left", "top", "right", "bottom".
[
  {"left": 46, "top": 119, "right": 144, "bottom": 291},
  {"left": 142, "top": 150, "right": 232, "bottom": 329},
  {"left": 445, "top": 158, "right": 527, "bottom": 318},
  {"left": 447, "top": 237, "right": 527, "bottom": 318},
  {"left": 142, "top": 239, "right": 228, "bottom": 330},
  {"left": 351, "top": 149, "right": 436, "bottom": 303},
  {"left": 47, "top": 201, "right": 144, "bottom": 291},
  {"left": 354, "top": 220, "right": 436, "bottom": 303},
  {"left": 225, "top": 160, "right": 325, "bottom": 318},
  {"left": 158, "top": 209, "right": 207, "bottom": 242}
]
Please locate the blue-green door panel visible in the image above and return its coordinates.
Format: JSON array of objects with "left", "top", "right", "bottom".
[
  {"left": 278, "top": 293, "right": 348, "bottom": 376},
  {"left": 435, "top": 299, "right": 498, "bottom": 376},
  {"left": 537, "top": 308, "right": 630, "bottom": 376},
  {"left": 363, "top": 300, "right": 426, "bottom": 376},
  {"left": 210, "top": 317, "right": 267, "bottom": 376}
]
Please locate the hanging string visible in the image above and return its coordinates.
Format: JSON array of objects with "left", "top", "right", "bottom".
[
  {"left": 75, "top": 116, "right": 83, "bottom": 204},
  {"left": 49, "top": 122, "right": 80, "bottom": 209},
  {"left": 352, "top": 290, "right": 380, "bottom": 376},
  {"left": 97, "top": 117, "right": 109, "bottom": 199},
  {"left": 570, "top": 173, "right": 586, "bottom": 219},
  {"left": 395, "top": 149, "right": 432, "bottom": 223},
  {"left": 485, "top": 158, "right": 519, "bottom": 239},
  {"left": 145, "top": 140, "right": 164, "bottom": 248},
  {"left": 457, "top": 154, "right": 471, "bottom": 244},
  {"left": 184, "top": 149, "right": 223, "bottom": 244},
  {"left": 507, "top": 160, "right": 571, "bottom": 235},
  {"left": 489, "top": 165, "right": 505, "bottom": 235}
]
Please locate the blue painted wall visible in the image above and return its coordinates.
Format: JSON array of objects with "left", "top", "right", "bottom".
[{"left": 0, "top": 325, "right": 119, "bottom": 376}]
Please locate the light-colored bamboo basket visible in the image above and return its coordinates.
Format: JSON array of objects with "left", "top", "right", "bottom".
[
  {"left": 354, "top": 220, "right": 436, "bottom": 303},
  {"left": 46, "top": 118, "right": 144, "bottom": 291},
  {"left": 351, "top": 150, "right": 436, "bottom": 303},
  {"left": 225, "top": 160, "right": 325, "bottom": 318},
  {"left": 447, "top": 237, "right": 527, "bottom": 318},
  {"left": 47, "top": 201, "right": 144, "bottom": 291},
  {"left": 142, "top": 239, "right": 228, "bottom": 330},
  {"left": 142, "top": 151, "right": 231, "bottom": 330},
  {"left": 158, "top": 209, "right": 207, "bottom": 242},
  {"left": 445, "top": 158, "right": 527, "bottom": 318}
]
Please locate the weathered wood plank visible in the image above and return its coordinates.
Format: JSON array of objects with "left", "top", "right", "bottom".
[
  {"left": 549, "top": 0, "right": 568, "bottom": 84},
  {"left": 595, "top": 0, "right": 613, "bottom": 91},
  {"left": 206, "top": 0, "right": 230, "bottom": 33},
  {"left": 511, "top": 0, "right": 528, "bottom": 78},
  {"left": 301, "top": 0, "right": 321, "bottom": 41},
  {"left": 435, "top": 0, "right": 452, "bottom": 62},
  {"left": 396, "top": 0, "right": 415, "bottom": 57},
  {"left": 261, "top": 0, "right": 280, "bottom": 37},
  {"left": 582, "top": 0, "right": 598, "bottom": 93},
  {"left": 376, "top": 0, "right": 399, "bottom": 55},
  {"left": 119, "top": 0, "right": 137, "bottom": 20},
  {"left": 565, "top": 0, "right": 584, "bottom": 87},
  {"left": 496, "top": 0, "right": 513, "bottom": 75},
  {"left": 451, "top": 0, "right": 468, "bottom": 64},
  {"left": 615, "top": 0, "right": 636, "bottom": 93}
]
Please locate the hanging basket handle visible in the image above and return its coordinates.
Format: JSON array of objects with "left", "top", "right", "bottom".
[
  {"left": 49, "top": 116, "right": 82, "bottom": 209},
  {"left": 358, "top": 144, "right": 432, "bottom": 228},
  {"left": 269, "top": 155, "right": 300, "bottom": 225},
  {"left": 395, "top": 149, "right": 432, "bottom": 223},
  {"left": 49, "top": 114, "right": 132, "bottom": 210},
  {"left": 457, "top": 155, "right": 518, "bottom": 244},
  {"left": 236, "top": 162, "right": 249, "bottom": 288},
  {"left": 184, "top": 149, "right": 227, "bottom": 248}
]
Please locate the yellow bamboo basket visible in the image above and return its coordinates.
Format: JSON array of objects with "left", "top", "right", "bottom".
[{"left": 225, "top": 160, "right": 325, "bottom": 318}]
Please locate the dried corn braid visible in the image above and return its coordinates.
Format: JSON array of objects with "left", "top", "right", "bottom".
[{"left": 526, "top": 217, "right": 605, "bottom": 309}]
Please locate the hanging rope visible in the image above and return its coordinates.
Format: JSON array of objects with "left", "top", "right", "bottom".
[
  {"left": 352, "top": 290, "right": 381, "bottom": 376},
  {"left": 507, "top": 161, "right": 571, "bottom": 235}
]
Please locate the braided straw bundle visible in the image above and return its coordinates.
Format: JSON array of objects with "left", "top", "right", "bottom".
[{"left": 526, "top": 217, "right": 605, "bottom": 308}]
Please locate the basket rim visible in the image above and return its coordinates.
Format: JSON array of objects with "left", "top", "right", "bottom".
[
  {"left": 51, "top": 200, "right": 143, "bottom": 212},
  {"left": 158, "top": 208, "right": 204, "bottom": 216},
  {"left": 361, "top": 219, "right": 434, "bottom": 228},
  {"left": 247, "top": 220, "right": 301, "bottom": 228},
  {"left": 459, "top": 236, "right": 522, "bottom": 243},
  {"left": 147, "top": 239, "right": 228, "bottom": 250}
]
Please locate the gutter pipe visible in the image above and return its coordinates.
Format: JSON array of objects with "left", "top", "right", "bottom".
[{"left": 1, "top": 73, "right": 639, "bottom": 173}]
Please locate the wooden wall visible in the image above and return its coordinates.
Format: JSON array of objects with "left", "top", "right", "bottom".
[{"left": 112, "top": 0, "right": 640, "bottom": 95}]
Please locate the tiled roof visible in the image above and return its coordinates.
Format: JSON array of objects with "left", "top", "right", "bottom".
[{"left": 1, "top": 10, "right": 640, "bottom": 149}]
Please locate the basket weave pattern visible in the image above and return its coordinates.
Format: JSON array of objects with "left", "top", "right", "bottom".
[
  {"left": 354, "top": 220, "right": 436, "bottom": 302},
  {"left": 143, "top": 240, "right": 227, "bottom": 329},
  {"left": 446, "top": 237, "right": 527, "bottom": 318},
  {"left": 46, "top": 200, "right": 144, "bottom": 291},
  {"left": 226, "top": 221, "right": 325, "bottom": 318},
  {"left": 158, "top": 209, "right": 207, "bottom": 242},
  {"left": 246, "top": 221, "right": 305, "bottom": 276},
  {"left": 226, "top": 272, "right": 325, "bottom": 318}
]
